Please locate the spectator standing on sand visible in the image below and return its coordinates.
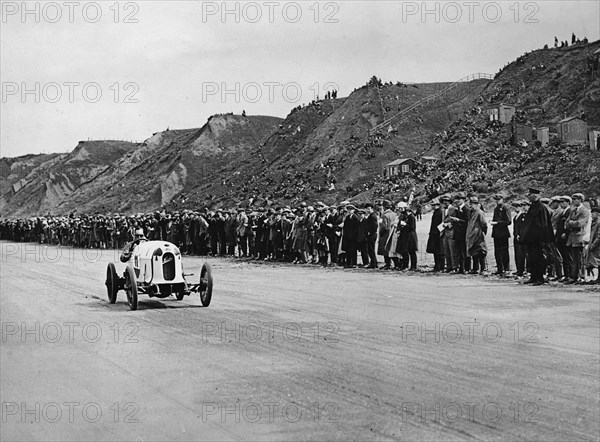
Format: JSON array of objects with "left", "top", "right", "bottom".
[
  {"left": 378, "top": 200, "right": 397, "bottom": 270},
  {"left": 236, "top": 207, "right": 249, "bottom": 257},
  {"left": 584, "top": 207, "right": 600, "bottom": 284},
  {"left": 466, "top": 196, "right": 488, "bottom": 274},
  {"left": 415, "top": 202, "right": 422, "bottom": 221},
  {"left": 426, "top": 198, "right": 445, "bottom": 272},
  {"left": 364, "top": 203, "right": 379, "bottom": 269},
  {"left": 564, "top": 193, "right": 590, "bottom": 284},
  {"left": 556, "top": 196, "right": 573, "bottom": 280},
  {"left": 342, "top": 204, "right": 360, "bottom": 268},
  {"left": 512, "top": 200, "right": 528, "bottom": 277},
  {"left": 545, "top": 197, "right": 564, "bottom": 280},
  {"left": 440, "top": 194, "right": 458, "bottom": 272},
  {"left": 452, "top": 192, "right": 471, "bottom": 273},
  {"left": 521, "top": 187, "right": 554, "bottom": 285},
  {"left": 396, "top": 203, "right": 418, "bottom": 271},
  {"left": 491, "top": 194, "right": 511, "bottom": 276}
]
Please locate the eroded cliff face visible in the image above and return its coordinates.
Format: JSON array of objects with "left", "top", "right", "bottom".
[
  {"left": 161, "top": 163, "right": 188, "bottom": 206},
  {"left": 1, "top": 141, "right": 138, "bottom": 217}
]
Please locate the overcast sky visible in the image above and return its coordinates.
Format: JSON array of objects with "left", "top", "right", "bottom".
[{"left": 1, "top": 0, "right": 599, "bottom": 157}]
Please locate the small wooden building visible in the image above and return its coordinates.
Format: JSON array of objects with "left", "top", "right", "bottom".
[
  {"left": 384, "top": 158, "right": 418, "bottom": 177},
  {"left": 535, "top": 127, "right": 549, "bottom": 147},
  {"left": 590, "top": 130, "right": 600, "bottom": 151},
  {"left": 510, "top": 123, "right": 533, "bottom": 144},
  {"left": 557, "top": 116, "right": 588, "bottom": 144},
  {"left": 487, "top": 104, "right": 516, "bottom": 123}
]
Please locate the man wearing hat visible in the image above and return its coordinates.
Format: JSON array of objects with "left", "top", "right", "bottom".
[
  {"left": 440, "top": 195, "right": 458, "bottom": 272},
  {"left": 521, "top": 187, "right": 554, "bottom": 285},
  {"left": 543, "top": 197, "right": 565, "bottom": 281},
  {"left": 342, "top": 204, "right": 360, "bottom": 268},
  {"left": 491, "top": 194, "right": 512, "bottom": 276},
  {"left": 426, "top": 198, "right": 445, "bottom": 271},
  {"left": 452, "top": 192, "right": 472, "bottom": 273},
  {"left": 564, "top": 193, "right": 590, "bottom": 284},
  {"left": 378, "top": 199, "right": 397, "bottom": 270},
  {"left": 585, "top": 207, "right": 600, "bottom": 284},
  {"left": 466, "top": 196, "right": 488, "bottom": 274},
  {"left": 236, "top": 207, "right": 249, "bottom": 257},
  {"left": 363, "top": 203, "right": 379, "bottom": 268},
  {"left": 555, "top": 196, "right": 572, "bottom": 280},
  {"left": 512, "top": 200, "right": 528, "bottom": 277}
]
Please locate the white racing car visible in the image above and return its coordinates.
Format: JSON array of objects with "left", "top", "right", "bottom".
[{"left": 105, "top": 240, "right": 213, "bottom": 311}]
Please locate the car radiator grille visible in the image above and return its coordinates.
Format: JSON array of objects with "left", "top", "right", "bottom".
[{"left": 162, "top": 253, "right": 175, "bottom": 281}]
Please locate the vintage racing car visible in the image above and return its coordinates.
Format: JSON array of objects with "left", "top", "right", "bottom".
[{"left": 105, "top": 240, "right": 213, "bottom": 310}]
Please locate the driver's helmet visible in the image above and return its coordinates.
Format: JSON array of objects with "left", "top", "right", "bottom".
[{"left": 134, "top": 228, "right": 146, "bottom": 240}]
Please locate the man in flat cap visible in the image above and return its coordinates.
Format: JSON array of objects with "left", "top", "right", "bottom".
[
  {"left": 491, "top": 194, "right": 512, "bottom": 276},
  {"left": 521, "top": 187, "right": 554, "bottom": 285},
  {"left": 564, "top": 193, "right": 590, "bottom": 284}
]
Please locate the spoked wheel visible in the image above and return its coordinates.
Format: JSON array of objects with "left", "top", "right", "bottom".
[
  {"left": 199, "top": 262, "right": 213, "bottom": 307},
  {"left": 124, "top": 266, "right": 138, "bottom": 311},
  {"left": 105, "top": 263, "right": 118, "bottom": 304}
]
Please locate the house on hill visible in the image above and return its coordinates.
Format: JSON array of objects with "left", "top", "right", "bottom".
[
  {"left": 486, "top": 104, "right": 516, "bottom": 123},
  {"left": 384, "top": 158, "right": 418, "bottom": 177},
  {"left": 557, "top": 117, "right": 588, "bottom": 144}
]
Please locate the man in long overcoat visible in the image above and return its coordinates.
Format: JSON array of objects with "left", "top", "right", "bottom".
[
  {"left": 466, "top": 196, "right": 488, "bottom": 273},
  {"left": 426, "top": 199, "right": 445, "bottom": 271},
  {"left": 521, "top": 187, "right": 554, "bottom": 285}
]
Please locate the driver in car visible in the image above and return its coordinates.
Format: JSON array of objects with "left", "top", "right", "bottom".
[{"left": 120, "top": 228, "right": 148, "bottom": 262}]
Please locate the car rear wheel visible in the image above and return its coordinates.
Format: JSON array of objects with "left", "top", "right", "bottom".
[
  {"left": 124, "top": 266, "right": 138, "bottom": 311},
  {"left": 199, "top": 262, "right": 213, "bottom": 307},
  {"left": 105, "top": 263, "right": 118, "bottom": 304}
]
